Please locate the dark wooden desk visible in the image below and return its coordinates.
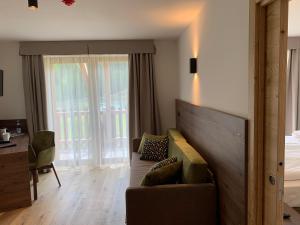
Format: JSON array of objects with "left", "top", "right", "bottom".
[{"left": 0, "top": 135, "right": 31, "bottom": 212}]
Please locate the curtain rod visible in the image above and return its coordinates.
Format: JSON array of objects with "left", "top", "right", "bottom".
[{"left": 19, "top": 40, "right": 156, "bottom": 56}]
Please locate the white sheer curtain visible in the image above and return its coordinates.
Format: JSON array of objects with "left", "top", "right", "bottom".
[{"left": 44, "top": 55, "right": 129, "bottom": 167}]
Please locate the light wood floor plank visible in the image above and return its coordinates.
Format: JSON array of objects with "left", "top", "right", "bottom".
[{"left": 0, "top": 166, "right": 129, "bottom": 225}]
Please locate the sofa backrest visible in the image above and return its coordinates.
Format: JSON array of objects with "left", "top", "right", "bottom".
[
  {"left": 168, "top": 128, "right": 186, "bottom": 155},
  {"left": 167, "top": 128, "right": 186, "bottom": 142},
  {"left": 168, "top": 129, "right": 212, "bottom": 184}
]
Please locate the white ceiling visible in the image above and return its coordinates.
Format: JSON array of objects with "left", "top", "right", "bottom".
[
  {"left": 289, "top": 0, "right": 300, "bottom": 36},
  {"left": 0, "top": 0, "right": 202, "bottom": 41}
]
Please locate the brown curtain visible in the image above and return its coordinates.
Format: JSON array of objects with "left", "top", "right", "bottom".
[
  {"left": 286, "top": 49, "right": 300, "bottom": 135},
  {"left": 129, "top": 53, "right": 161, "bottom": 141},
  {"left": 22, "top": 55, "right": 48, "bottom": 139}
]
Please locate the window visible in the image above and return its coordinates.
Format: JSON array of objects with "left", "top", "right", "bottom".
[{"left": 44, "top": 55, "right": 129, "bottom": 167}]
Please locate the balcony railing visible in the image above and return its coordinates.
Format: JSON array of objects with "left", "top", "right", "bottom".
[{"left": 53, "top": 109, "right": 128, "bottom": 162}]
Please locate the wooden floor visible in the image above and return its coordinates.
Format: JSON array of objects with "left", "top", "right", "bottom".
[
  {"left": 0, "top": 166, "right": 129, "bottom": 225},
  {"left": 284, "top": 204, "right": 300, "bottom": 225},
  {"left": 1, "top": 166, "right": 299, "bottom": 225}
]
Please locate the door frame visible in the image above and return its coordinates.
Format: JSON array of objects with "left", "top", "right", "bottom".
[{"left": 248, "top": 0, "right": 288, "bottom": 225}]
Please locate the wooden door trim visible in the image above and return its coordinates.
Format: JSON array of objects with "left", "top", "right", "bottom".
[
  {"left": 248, "top": 0, "right": 288, "bottom": 225},
  {"left": 257, "top": 0, "right": 277, "bottom": 6},
  {"left": 254, "top": 4, "right": 266, "bottom": 225},
  {"left": 277, "top": 0, "right": 288, "bottom": 218},
  {"left": 248, "top": 3, "right": 266, "bottom": 225}
]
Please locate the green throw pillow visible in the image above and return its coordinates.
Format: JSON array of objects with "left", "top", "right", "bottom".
[
  {"left": 138, "top": 133, "right": 168, "bottom": 154},
  {"left": 141, "top": 159, "right": 182, "bottom": 186},
  {"left": 150, "top": 156, "right": 177, "bottom": 171},
  {"left": 140, "top": 136, "right": 169, "bottom": 161}
]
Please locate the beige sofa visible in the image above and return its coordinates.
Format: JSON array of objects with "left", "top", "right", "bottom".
[{"left": 126, "top": 129, "right": 217, "bottom": 225}]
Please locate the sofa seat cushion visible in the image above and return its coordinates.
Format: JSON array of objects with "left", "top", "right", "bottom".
[{"left": 130, "top": 152, "right": 156, "bottom": 187}]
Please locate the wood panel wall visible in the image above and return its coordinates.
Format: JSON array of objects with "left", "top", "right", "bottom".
[{"left": 176, "top": 99, "right": 248, "bottom": 225}]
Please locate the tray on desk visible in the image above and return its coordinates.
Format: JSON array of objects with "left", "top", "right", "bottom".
[
  {"left": 0, "top": 140, "right": 16, "bottom": 148},
  {"left": 0, "top": 140, "right": 10, "bottom": 144}
]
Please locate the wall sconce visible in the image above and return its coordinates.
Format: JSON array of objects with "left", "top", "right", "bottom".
[
  {"left": 190, "top": 58, "right": 197, "bottom": 74},
  {"left": 28, "top": 0, "right": 38, "bottom": 9}
]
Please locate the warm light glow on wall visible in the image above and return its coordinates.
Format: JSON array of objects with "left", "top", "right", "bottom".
[
  {"left": 189, "top": 10, "right": 202, "bottom": 58},
  {"left": 192, "top": 73, "right": 201, "bottom": 105},
  {"left": 188, "top": 4, "right": 206, "bottom": 106},
  {"left": 192, "top": 27, "right": 199, "bottom": 58},
  {"left": 148, "top": 4, "right": 203, "bottom": 29}
]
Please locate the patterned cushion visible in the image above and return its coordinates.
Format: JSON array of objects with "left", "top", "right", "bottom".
[
  {"left": 138, "top": 133, "right": 168, "bottom": 154},
  {"left": 150, "top": 156, "right": 177, "bottom": 171},
  {"left": 140, "top": 135, "right": 169, "bottom": 162},
  {"left": 141, "top": 160, "right": 182, "bottom": 186}
]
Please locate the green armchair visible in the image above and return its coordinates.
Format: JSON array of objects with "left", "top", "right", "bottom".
[{"left": 28, "top": 131, "right": 61, "bottom": 200}]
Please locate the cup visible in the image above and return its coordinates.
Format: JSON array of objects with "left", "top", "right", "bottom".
[
  {"left": 2, "top": 132, "right": 10, "bottom": 142},
  {"left": 0, "top": 128, "right": 6, "bottom": 140}
]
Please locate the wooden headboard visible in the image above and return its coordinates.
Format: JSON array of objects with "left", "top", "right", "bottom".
[{"left": 176, "top": 99, "right": 248, "bottom": 225}]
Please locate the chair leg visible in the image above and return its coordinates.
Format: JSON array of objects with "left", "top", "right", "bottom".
[
  {"left": 31, "top": 169, "right": 38, "bottom": 201},
  {"left": 51, "top": 163, "right": 61, "bottom": 187}
]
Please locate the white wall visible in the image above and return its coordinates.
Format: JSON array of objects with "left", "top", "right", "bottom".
[
  {"left": 178, "top": 0, "right": 249, "bottom": 118},
  {"left": 154, "top": 40, "right": 179, "bottom": 133},
  {"left": 0, "top": 42, "right": 26, "bottom": 119}
]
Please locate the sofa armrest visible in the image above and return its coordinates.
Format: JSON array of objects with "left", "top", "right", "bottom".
[
  {"left": 132, "top": 138, "right": 141, "bottom": 153},
  {"left": 126, "top": 183, "right": 216, "bottom": 225},
  {"left": 130, "top": 138, "right": 141, "bottom": 162}
]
